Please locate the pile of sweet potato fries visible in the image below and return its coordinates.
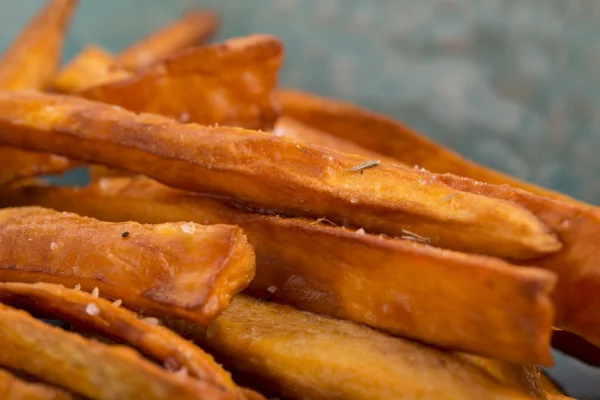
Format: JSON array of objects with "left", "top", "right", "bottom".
[{"left": 0, "top": 1, "right": 598, "bottom": 399}]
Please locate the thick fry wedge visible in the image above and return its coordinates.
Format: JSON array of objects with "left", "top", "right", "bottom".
[
  {"left": 0, "top": 282, "right": 262, "bottom": 399},
  {"left": 0, "top": 0, "right": 78, "bottom": 90},
  {"left": 0, "top": 206, "right": 255, "bottom": 323},
  {"left": 167, "top": 296, "right": 571, "bottom": 400},
  {"left": 278, "top": 89, "right": 579, "bottom": 204},
  {"left": 0, "top": 303, "right": 233, "bottom": 400},
  {"left": 0, "top": 0, "right": 79, "bottom": 187},
  {"left": 0, "top": 368, "right": 74, "bottom": 400},
  {"left": 0, "top": 178, "right": 558, "bottom": 365},
  {"left": 52, "top": 45, "right": 132, "bottom": 94},
  {"left": 78, "top": 35, "right": 282, "bottom": 130},
  {"left": 116, "top": 9, "right": 220, "bottom": 71},
  {"left": 0, "top": 91, "right": 560, "bottom": 260}
]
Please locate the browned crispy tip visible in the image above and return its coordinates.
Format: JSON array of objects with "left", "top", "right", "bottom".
[
  {"left": 80, "top": 34, "right": 283, "bottom": 130},
  {"left": 0, "top": 368, "right": 74, "bottom": 400},
  {"left": 0, "top": 281, "right": 252, "bottom": 397},
  {"left": 0, "top": 147, "right": 76, "bottom": 188},
  {"left": 0, "top": 0, "right": 79, "bottom": 90},
  {"left": 116, "top": 9, "right": 220, "bottom": 71},
  {"left": 52, "top": 45, "right": 132, "bottom": 94},
  {"left": 167, "top": 296, "right": 570, "bottom": 400},
  {"left": 274, "top": 116, "right": 396, "bottom": 162},
  {"left": 0, "top": 91, "right": 560, "bottom": 260},
  {"left": 0, "top": 206, "right": 255, "bottom": 323},
  {"left": 0, "top": 178, "right": 558, "bottom": 366},
  {"left": 278, "top": 88, "right": 579, "bottom": 205},
  {"left": 0, "top": 303, "right": 234, "bottom": 400}
]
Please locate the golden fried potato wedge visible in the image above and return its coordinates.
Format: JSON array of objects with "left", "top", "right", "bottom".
[
  {"left": 0, "top": 0, "right": 78, "bottom": 90},
  {"left": 278, "top": 89, "right": 578, "bottom": 204},
  {"left": 0, "top": 91, "right": 560, "bottom": 260},
  {"left": 116, "top": 9, "right": 220, "bottom": 71},
  {"left": 0, "top": 206, "right": 255, "bottom": 323},
  {"left": 167, "top": 296, "right": 571, "bottom": 400},
  {"left": 0, "top": 282, "right": 262, "bottom": 399},
  {"left": 79, "top": 35, "right": 283, "bottom": 130},
  {"left": 0, "top": 368, "right": 74, "bottom": 400},
  {"left": 0, "top": 0, "right": 79, "bottom": 187},
  {"left": 52, "top": 45, "right": 132, "bottom": 94},
  {"left": 0, "top": 303, "right": 234, "bottom": 400},
  {"left": 0, "top": 178, "right": 558, "bottom": 365}
]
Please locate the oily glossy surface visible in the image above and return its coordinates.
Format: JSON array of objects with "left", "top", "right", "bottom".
[
  {"left": 0, "top": 368, "right": 74, "bottom": 400},
  {"left": 1, "top": 177, "right": 558, "bottom": 366},
  {"left": 0, "top": 92, "right": 561, "bottom": 260},
  {"left": 0, "top": 303, "right": 233, "bottom": 400},
  {"left": 168, "top": 296, "right": 572, "bottom": 400},
  {"left": 0, "top": 206, "right": 255, "bottom": 322},
  {"left": 0, "top": 282, "right": 257, "bottom": 400},
  {"left": 80, "top": 35, "right": 283, "bottom": 130}
]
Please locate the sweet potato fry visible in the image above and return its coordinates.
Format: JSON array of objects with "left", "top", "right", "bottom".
[
  {"left": 52, "top": 45, "right": 132, "bottom": 94},
  {"left": 278, "top": 89, "right": 578, "bottom": 204},
  {"left": 0, "top": 368, "right": 74, "bottom": 400},
  {"left": 0, "top": 91, "right": 560, "bottom": 260},
  {"left": 0, "top": 303, "right": 234, "bottom": 400},
  {"left": 0, "top": 178, "right": 558, "bottom": 365},
  {"left": 0, "top": 206, "right": 255, "bottom": 323},
  {"left": 167, "top": 296, "right": 571, "bottom": 400},
  {"left": 0, "top": 0, "right": 78, "bottom": 90},
  {"left": 116, "top": 9, "right": 220, "bottom": 71},
  {"left": 0, "top": 0, "right": 79, "bottom": 187},
  {"left": 78, "top": 35, "right": 283, "bottom": 130},
  {"left": 0, "top": 282, "right": 261, "bottom": 399}
]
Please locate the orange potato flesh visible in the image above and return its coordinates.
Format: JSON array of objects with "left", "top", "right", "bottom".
[
  {"left": 0, "top": 206, "right": 255, "bottom": 323},
  {"left": 433, "top": 174, "right": 600, "bottom": 349},
  {"left": 167, "top": 296, "right": 571, "bottom": 400},
  {"left": 0, "top": 178, "right": 558, "bottom": 366},
  {"left": 0, "top": 91, "right": 560, "bottom": 260},
  {"left": 52, "top": 45, "right": 133, "bottom": 94},
  {"left": 0, "top": 303, "right": 234, "bottom": 400},
  {"left": 0, "top": 368, "right": 74, "bottom": 400},
  {"left": 79, "top": 35, "right": 283, "bottom": 131},
  {"left": 0, "top": 0, "right": 79, "bottom": 187},
  {"left": 115, "top": 9, "right": 220, "bottom": 71},
  {"left": 0, "top": 282, "right": 261, "bottom": 399},
  {"left": 278, "top": 89, "right": 578, "bottom": 204}
]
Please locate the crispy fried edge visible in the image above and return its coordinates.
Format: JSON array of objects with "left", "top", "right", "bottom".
[
  {"left": 166, "top": 295, "right": 568, "bottom": 400},
  {"left": 0, "top": 368, "right": 74, "bottom": 400},
  {"left": 0, "top": 302, "right": 233, "bottom": 400},
  {"left": 0, "top": 91, "right": 561, "bottom": 260},
  {"left": 115, "top": 9, "right": 220, "bottom": 71},
  {"left": 0, "top": 206, "right": 255, "bottom": 323},
  {"left": 0, "top": 177, "right": 559, "bottom": 366},
  {"left": 0, "top": 281, "right": 262, "bottom": 399}
]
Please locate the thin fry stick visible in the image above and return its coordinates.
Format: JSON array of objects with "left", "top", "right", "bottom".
[
  {"left": 0, "top": 177, "right": 558, "bottom": 365},
  {"left": 116, "top": 9, "right": 220, "bottom": 71},
  {"left": 0, "top": 368, "right": 74, "bottom": 400},
  {"left": 0, "top": 91, "right": 560, "bottom": 260},
  {"left": 0, "top": 303, "right": 234, "bottom": 400}
]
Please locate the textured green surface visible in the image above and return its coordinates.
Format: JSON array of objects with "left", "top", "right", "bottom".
[{"left": 1, "top": 1, "right": 600, "bottom": 397}]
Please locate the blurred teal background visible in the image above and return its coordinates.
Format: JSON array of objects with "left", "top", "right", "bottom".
[{"left": 1, "top": 0, "right": 600, "bottom": 397}]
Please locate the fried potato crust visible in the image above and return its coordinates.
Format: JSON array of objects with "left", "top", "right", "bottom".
[
  {"left": 80, "top": 35, "right": 283, "bottom": 130},
  {"left": 0, "top": 368, "right": 74, "bottom": 400},
  {"left": 167, "top": 296, "right": 571, "bottom": 400},
  {"left": 115, "top": 9, "right": 220, "bottom": 71},
  {"left": 0, "top": 206, "right": 255, "bottom": 323},
  {"left": 0, "top": 178, "right": 558, "bottom": 365},
  {"left": 0, "top": 282, "right": 262, "bottom": 399},
  {"left": 0, "top": 91, "right": 561, "bottom": 260},
  {"left": 278, "top": 89, "right": 578, "bottom": 204},
  {"left": 0, "top": 303, "right": 234, "bottom": 400}
]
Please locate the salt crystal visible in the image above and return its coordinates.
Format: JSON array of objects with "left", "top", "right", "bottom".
[
  {"left": 180, "top": 222, "right": 196, "bottom": 234},
  {"left": 50, "top": 242, "right": 58, "bottom": 251},
  {"left": 267, "top": 286, "right": 277, "bottom": 293},
  {"left": 92, "top": 287, "right": 99, "bottom": 298},
  {"left": 86, "top": 303, "right": 100, "bottom": 316},
  {"left": 355, "top": 228, "right": 365, "bottom": 236}
]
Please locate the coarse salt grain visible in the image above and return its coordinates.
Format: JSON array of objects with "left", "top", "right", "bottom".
[
  {"left": 267, "top": 285, "right": 277, "bottom": 293},
  {"left": 174, "top": 367, "right": 188, "bottom": 377},
  {"left": 92, "top": 287, "right": 99, "bottom": 298},
  {"left": 143, "top": 317, "right": 160, "bottom": 326},
  {"left": 180, "top": 222, "right": 195, "bottom": 234},
  {"left": 112, "top": 299, "right": 122, "bottom": 307},
  {"left": 86, "top": 303, "right": 100, "bottom": 316},
  {"left": 355, "top": 228, "right": 365, "bottom": 236},
  {"left": 74, "top": 284, "right": 81, "bottom": 291},
  {"left": 50, "top": 242, "right": 58, "bottom": 251}
]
